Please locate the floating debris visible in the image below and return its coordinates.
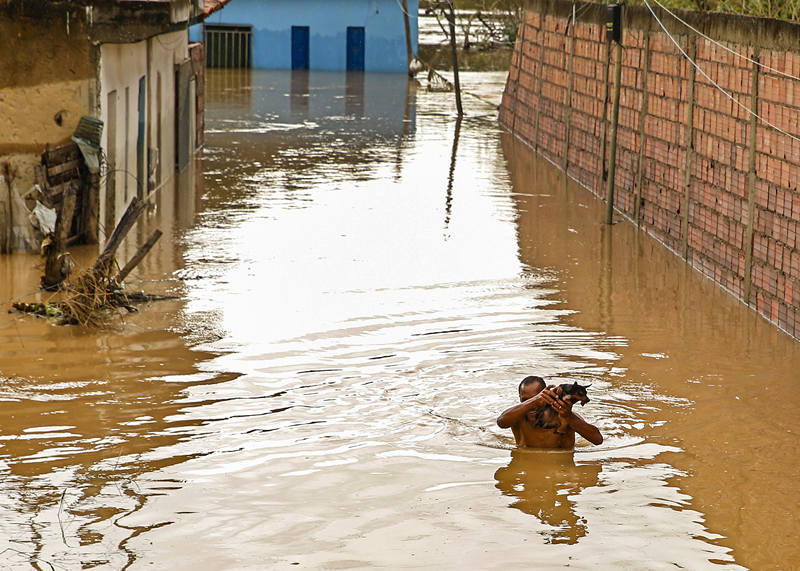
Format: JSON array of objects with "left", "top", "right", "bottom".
[{"left": 13, "top": 197, "right": 172, "bottom": 327}]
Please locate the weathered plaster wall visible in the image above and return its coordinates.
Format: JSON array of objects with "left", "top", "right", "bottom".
[
  {"left": 500, "top": 0, "right": 800, "bottom": 338},
  {"left": 0, "top": 12, "right": 92, "bottom": 152},
  {"left": 147, "top": 30, "right": 186, "bottom": 194},
  {"left": 0, "top": 10, "right": 93, "bottom": 251},
  {"left": 99, "top": 30, "right": 189, "bottom": 238},
  {"left": 100, "top": 40, "right": 148, "bottom": 233},
  {"left": 1, "top": 2, "right": 201, "bottom": 252}
]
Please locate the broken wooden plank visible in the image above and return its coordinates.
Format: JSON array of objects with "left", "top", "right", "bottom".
[
  {"left": 41, "top": 185, "right": 78, "bottom": 290},
  {"left": 93, "top": 196, "right": 147, "bottom": 273},
  {"left": 47, "top": 159, "right": 81, "bottom": 179},
  {"left": 43, "top": 143, "right": 80, "bottom": 165},
  {"left": 34, "top": 164, "right": 48, "bottom": 192},
  {"left": 84, "top": 171, "right": 100, "bottom": 244},
  {"left": 116, "top": 229, "right": 162, "bottom": 283},
  {"left": 43, "top": 179, "right": 79, "bottom": 206}
]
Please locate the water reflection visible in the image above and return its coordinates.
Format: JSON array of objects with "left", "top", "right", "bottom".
[
  {"left": 0, "top": 160, "right": 220, "bottom": 569},
  {"left": 504, "top": 131, "right": 800, "bottom": 569},
  {"left": 0, "top": 69, "right": 796, "bottom": 570},
  {"left": 205, "top": 67, "right": 253, "bottom": 108},
  {"left": 201, "top": 69, "right": 417, "bottom": 212},
  {"left": 290, "top": 69, "right": 309, "bottom": 117},
  {"left": 495, "top": 449, "right": 600, "bottom": 544},
  {"left": 345, "top": 71, "right": 365, "bottom": 118},
  {"left": 444, "top": 114, "right": 462, "bottom": 234}
]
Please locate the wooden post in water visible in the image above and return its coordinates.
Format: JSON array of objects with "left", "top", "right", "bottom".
[
  {"left": 633, "top": 31, "right": 652, "bottom": 226},
  {"left": 93, "top": 197, "right": 147, "bottom": 275},
  {"left": 42, "top": 183, "right": 78, "bottom": 290},
  {"left": 680, "top": 39, "right": 697, "bottom": 259},
  {"left": 85, "top": 171, "right": 100, "bottom": 244},
  {"left": 446, "top": 1, "right": 463, "bottom": 116},
  {"left": 743, "top": 52, "right": 761, "bottom": 305},
  {"left": 604, "top": 28, "right": 623, "bottom": 224},
  {"left": 116, "top": 229, "right": 163, "bottom": 283}
]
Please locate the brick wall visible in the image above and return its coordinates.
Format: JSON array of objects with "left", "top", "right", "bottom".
[{"left": 500, "top": 0, "right": 800, "bottom": 339}]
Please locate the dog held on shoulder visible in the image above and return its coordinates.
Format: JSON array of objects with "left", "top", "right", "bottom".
[{"left": 497, "top": 375, "right": 603, "bottom": 449}]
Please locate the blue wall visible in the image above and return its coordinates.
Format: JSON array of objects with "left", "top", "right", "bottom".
[{"left": 199, "top": 0, "right": 419, "bottom": 72}]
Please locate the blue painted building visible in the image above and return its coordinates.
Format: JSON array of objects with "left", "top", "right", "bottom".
[{"left": 194, "top": 0, "right": 419, "bottom": 73}]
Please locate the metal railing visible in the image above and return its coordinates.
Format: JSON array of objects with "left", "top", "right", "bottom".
[{"left": 206, "top": 25, "right": 253, "bottom": 68}]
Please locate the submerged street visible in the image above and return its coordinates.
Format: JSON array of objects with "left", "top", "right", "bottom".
[{"left": 1, "top": 69, "right": 799, "bottom": 569}]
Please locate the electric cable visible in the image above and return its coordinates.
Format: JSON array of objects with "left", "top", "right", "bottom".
[
  {"left": 651, "top": 0, "right": 800, "bottom": 83},
  {"left": 643, "top": 0, "right": 800, "bottom": 144}
]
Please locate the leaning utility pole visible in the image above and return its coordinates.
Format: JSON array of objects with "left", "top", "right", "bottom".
[
  {"left": 448, "top": 2, "right": 463, "bottom": 115},
  {"left": 435, "top": 1, "right": 463, "bottom": 116}
]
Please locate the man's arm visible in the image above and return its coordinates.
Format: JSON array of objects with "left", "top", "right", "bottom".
[
  {"left": 563, "top": 410, "right": 603, "bottom": 445},
  {"left": 496, "top": 387, "right": 561, "bottom": 429}
]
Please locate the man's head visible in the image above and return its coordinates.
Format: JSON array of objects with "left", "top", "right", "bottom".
[{"left": 518, "top": 375, "right": 546, "bottom": 402}]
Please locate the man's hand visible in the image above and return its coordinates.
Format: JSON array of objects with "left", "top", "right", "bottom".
[
  {"left": 497, "top": 384, "right": 562, "bottom": 429},
  {"left": 554, "top": 395, "right": 574, "bottom": 417},
  {"left": 536, "top": 385, "right": 564, "bottom": 408}
]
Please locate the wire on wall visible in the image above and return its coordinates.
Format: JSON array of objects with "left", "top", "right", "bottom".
[
  {"left": 643, "top": 0, "right": 800, "bottom": 144},
  {"left": 651, "top": 0, "right": 800, "bottom": 83}
]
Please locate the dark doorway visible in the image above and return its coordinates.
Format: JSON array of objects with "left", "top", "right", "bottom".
[
  {"left": 291, "top": 26, "right": 310, "bottom": 70},
  {"left": 136, "top": 75, "right": 146, "bottom": 199},
  {"left": 105, "top": 90, "right": 117, "bottom": 232},
  {"left": 346, "top": 26, "right": 365, "bottom": 72}
]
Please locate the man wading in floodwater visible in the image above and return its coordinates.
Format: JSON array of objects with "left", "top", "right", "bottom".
[{"left": 497, "top": 376, "right": 603, "bottom": 449}]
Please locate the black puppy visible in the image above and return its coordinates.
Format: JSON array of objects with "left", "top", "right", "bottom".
[{"left": 533, "top": 382, "right": 590, "bottom": 434}]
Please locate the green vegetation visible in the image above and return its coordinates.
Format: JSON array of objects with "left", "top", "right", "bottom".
[
  {"left": 419, "top": 43, "right": 514, "bottom": 70},
  {"left": 422, "top": 1, "right": 525, "bottom": 46},
  {"left": 626, "top": 0, "right": 798, "bottom": 21},
  {"left": 419, "top": 0, "right": 797, "bottom": 73}
]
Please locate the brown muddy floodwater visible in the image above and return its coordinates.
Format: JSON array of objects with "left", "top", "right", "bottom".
[{"left": 1, "top": 69, "right": 798, "bottom": 570}]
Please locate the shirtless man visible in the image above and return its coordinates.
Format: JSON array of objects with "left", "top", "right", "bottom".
[{"left": 496, "top": 375, "right": 603, "bottom": 448}]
